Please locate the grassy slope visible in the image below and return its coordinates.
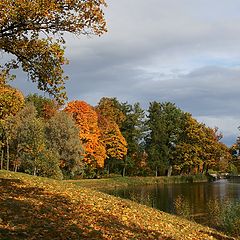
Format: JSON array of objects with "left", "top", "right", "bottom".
[
  {"left": 0, "top": 171, "right": 235, "bottom": 240},
  {"left": 67, "top": 175, "right": 208, "bottom": 191}
]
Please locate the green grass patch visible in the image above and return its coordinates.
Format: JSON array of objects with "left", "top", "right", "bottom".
[{"left": 67, "top": 174, "right": 208, "bottom": 191}]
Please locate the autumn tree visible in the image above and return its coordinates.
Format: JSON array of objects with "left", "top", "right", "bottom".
[
  {"left": 97, "top": 115, "right": 127, "bottom": 160},
  {"left": 97, "top": 97, "right": 126, "bottom": 127},
  {"left": 0, "top": 0, "right": 107, "bottom": 103},
  {"left": 0, "top": 77, "right": 25, "bottom": 121},
  {"left": 230, "top": 141, "right": 240, "bottom": 174},
  {"left": 200, "top": 126, "right": 225, "bottom": 172},
  {"left": 228, "top": 129, "right": 240, "bottom": 174},
  {"left": 96, "top": 105, "right": 127, "bottom": 175},
  {"left": 45, "top": 111, "right": 84, "bottom": 178},
  {"left": 173, "top": 115, "right": 230, "bottom": 174},
  {"left": 0, "top": 77, "right": 24, "bottom": 170},
  {"left": 65, "top": 100, "right": 106, "bottom": 170},
  {"left": 26, "top": 94, "right": 59, "bottom": 119},
  {"left": 172, "top": 115, "right": 204, "bottom": 174},
  {"left": 96, "top": 97, "right": 128, "bottom": 175}
]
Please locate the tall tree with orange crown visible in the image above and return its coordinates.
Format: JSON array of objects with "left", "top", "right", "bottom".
[
  {"left": 96, "top": 97, "right": 127, "bottom": 174},
  {"left": 97, "top": 112, "right": 127, "bottom": 160},
  {"left": 65, "top": 100, "right": 106, "bottom": 168}
]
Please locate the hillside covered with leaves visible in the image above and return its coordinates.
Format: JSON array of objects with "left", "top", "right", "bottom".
[{"left": 0, "top": 170, "right": 235, "bottom": 240}]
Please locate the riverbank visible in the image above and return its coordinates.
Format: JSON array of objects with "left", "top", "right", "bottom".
[
  {"left": 67, "top": 174, "right": 208, "bottom": 191},
  {"left": 1, "top": 170, "right": 233, "bottom": 240}
]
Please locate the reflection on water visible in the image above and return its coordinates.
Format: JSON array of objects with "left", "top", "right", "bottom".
[{"left": 106, "top": 179, "right": 240, "bottom": 224}]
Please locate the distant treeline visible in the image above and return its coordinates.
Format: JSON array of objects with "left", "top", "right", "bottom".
[{"left": 1, "top": 83, "right": 239, "bottom": 179}]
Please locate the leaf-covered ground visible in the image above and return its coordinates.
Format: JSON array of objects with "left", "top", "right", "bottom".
[{"left": 0, "top": 171, "right": 235, "bottom": 240}]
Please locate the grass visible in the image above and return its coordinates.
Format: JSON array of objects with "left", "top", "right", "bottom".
[
  {"left": 67, "top": 174, "right": 208, "bottom": 191},
  {"left": 207, "top": 199, "right": 240, "bottom": 237},
  {"left": 0, "top": 170, "right": 235, "bottom": 240}
]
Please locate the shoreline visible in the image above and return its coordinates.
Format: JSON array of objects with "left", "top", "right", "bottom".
[{"left": 67, "top": 174, "right": 209, "bottom": 191}]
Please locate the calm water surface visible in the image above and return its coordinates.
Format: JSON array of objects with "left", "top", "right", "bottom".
[{"left": 106, "top": 179, "right": 240, "bottom": 223}]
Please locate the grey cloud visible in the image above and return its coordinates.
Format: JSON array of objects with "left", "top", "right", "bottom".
[{"left": 133, "top": 66, "right": 240, "bottom": 115}]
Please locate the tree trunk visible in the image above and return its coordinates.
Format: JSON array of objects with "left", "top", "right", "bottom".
[
  {"left": 122, "top": 166, "right": 126, "bottom": 177},
  {"left": 33, "top": 164, "right": 37, "bottom": 176},
  {"left": 1, "top": 149, "right": 3, "bottom": 170},
  {"left": 107, "top": 162, "right": 110, "bottom": 176},
  {"left": 167, "top": 165, "right": 172, "bottom": 177},
  {"left": 6, "top": 137, "right": 9, "bottom": 171},
  {"left": 197, "top": 165, "right": 200, "bottom": 174},
  {"left": 155, "top": 166, "right": 158, "bottom": 177}
]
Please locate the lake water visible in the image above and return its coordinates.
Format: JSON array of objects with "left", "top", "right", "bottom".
[{"left": 106, "top": 179, "right": 240, "bottom": 224}]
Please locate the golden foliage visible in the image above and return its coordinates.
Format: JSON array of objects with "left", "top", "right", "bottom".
[
  {"left": 173, "top": 115, "right": 230, "bottom": 173},
  {"left": 97, "top": 113, "right": 127, "bottom": 160},
  {"left": 0, "top": 171, "right": 231, "bottom": 240},
  {"left": 0, "top": 0, "right": 107, "bottom": 103},
  {"left": 97, "top": 97, "right": 126, "bottom": 127},
  {"left": 65, "top": 100, "right": 106, "bottom": 168},
  {"left": 0, "top": 83, "right": 24, "bottom": 121}
]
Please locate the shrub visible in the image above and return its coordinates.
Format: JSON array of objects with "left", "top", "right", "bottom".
[{"left": 174, "top": 195, "right": 192, "bottom": 220}]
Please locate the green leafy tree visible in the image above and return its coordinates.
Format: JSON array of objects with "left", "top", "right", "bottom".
[
  {"left": 120, "top": 102, "right": 146, "bottom": 176},
  {"left": 0, "top": 77, "right": 24, "bottom": 170},
  {"left": 45, "top": 111, "right": 84, "bottom": 178},
  {"left": 13, "top": 104, "right": 62, "bottom": 179},
  {"left": 0, "top": 0, "right": 107, "bottom": 103},
  {"left": 36, "top": 148, "right": 63, "bottom": 180},
  {"left": 16, "top": 104, "right": 46, "bottom": 175},
  {"left": 145, "top": 102, "right": 185, "bottom": 176}
]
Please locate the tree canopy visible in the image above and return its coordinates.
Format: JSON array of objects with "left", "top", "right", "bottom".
[
  {"left": 0, "top": 88, "right": 232, "bottom": 178},
  {"left": 0, "top": 83, "right": 24, "bottom": 121},
  {"left": 45, "top": 111, "right": 84, "bottom": 177},
  {"left": 0, "top": 0, "right": 107, "bottom": 103},
  {"left": 145, "top": 102, "right": 186, "bottom": 176},
  {"left": 65, "top": 100, "right": 106, "bottom": 168}
]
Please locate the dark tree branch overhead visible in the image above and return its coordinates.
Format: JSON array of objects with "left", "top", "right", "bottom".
[{"left": 0, "top": 0, "right": 107, "bottom": 103}]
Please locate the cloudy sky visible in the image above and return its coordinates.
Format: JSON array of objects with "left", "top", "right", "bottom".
[{"left": 7, "top": 0, "right": 240, "bottom": 146}]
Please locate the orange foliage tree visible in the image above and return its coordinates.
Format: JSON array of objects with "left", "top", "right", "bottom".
[
  {"left": 65, "top": 100, "right": 106, "bottom": 168},
  {"left": 97, "top": 113, "right": 127, "bottom": 161},
  {"left": 96, "top": 98, "right": 127, "bottom": 174}
]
